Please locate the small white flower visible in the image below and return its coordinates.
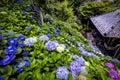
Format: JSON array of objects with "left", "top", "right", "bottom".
[{"left": 56, "top": 44, "right": 66, "bottom": 53}]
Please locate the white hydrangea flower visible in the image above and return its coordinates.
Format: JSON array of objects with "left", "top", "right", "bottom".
[
  {"left": 56, "top": 44, "right": 66, "bottom": 53},
  {"left": 24, "top": 37, "right": 37, "bottom": 46}
]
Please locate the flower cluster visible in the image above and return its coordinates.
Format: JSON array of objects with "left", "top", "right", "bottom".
[
  {"left": 39, "top": 35, "right": 49, "bottom": 41},
  {"left": 56, "top": 44, "right": 66, "bottom": 53},
  {"left": 45, "top": 40, "right": 58, "bottom": 51},
  {"left": 14, "top": 59, "right": 31, "bottom": 73},
  {"left": 70, "top": 61, "right": 81, "bottom": 75},
  {"left": 56, "top": 66, "right": 69, "bottom": 80},
  {"left": 0, "top": 55, "right": 15, "bottom": 66},
  {"left": 0, "top": 34, "right": 26, "bottom": 66},
  {"left": 105, "top": 62, "right": 120, "bottom": 80},
  {"left": 71, "top": 55, "right": 87, "bottom": 77},
  {"left": 77, "top": 42, "right": 99, "bottom": 59},
  {"left": 24, "top": 37, "right": 37, "bottom": 46}
]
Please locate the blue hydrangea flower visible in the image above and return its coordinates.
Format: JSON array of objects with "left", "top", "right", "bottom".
[
  {"left": 18, "top": 44, "right": 25, "bottom": 48},
  {"left": 24, "top": 37, "right": 37, "bottom": 46},
  {"left": 23, "top": 52, "right": 30, "bottom": 56},
  {"left": 18, "top": 34, "right": 25, "bottom": 40},
  {"left": 0, "top": 35, "right": 3, "bottom": 39},
  {"left": 45, "top": 40, "right": 58, "bottom": 51},
  {"left": 78, "top": 46, "right": 84, "bottom": 52},
  {"left": 6, "top": 46, "right": 17, "bottom": 55},
  {"left": 26, "top": 27, "right": 32, "bottom": 31},
  {"left": 26, "top": 5, "right": 32, "bottom": 11},
  {"left": 38, "top": 24, "right": 41, "bottom": 27},
  {"left": 30, "top": 16, "right": 37, "bottom": 20},
  {"left": 47, "top": 34, "right": 51, "bottom": 38},
  {"left": 80, "top": 66, "right": 88, "bottom": 76},
  {"left": 16, "top": 0, "right": 23, "bottom": 5},
  {"left": 56, "top": 66, "right": 69, "bottom": 80},
  {"left": 33, "top": 10, "right": 40, "bottom": 14},
  {"left": 0, "top": 75, "right": 2, "bottom": 80},
  {"left": 0, "top": 27, "right": 3, "bottom": 30},
  {"left": 72, "top": 55, "right": 85, "bottom": 66},
  {"left": 39, "top": 35, "right": 49, "bottom": 41},
  {"left": 14, "top": 59, "right": 31, "bottom": 73},
  {"left": 69, "top": 61, "right": 81, "bottom": 75},
  {"left": 91, "top": 53, "right": 99, "bottom": 59},
  {"left": 16, "top": 67, "right": 24, "bottom": 73},
  {"left": 17, "top": 59, "right": 31, "bottom": 67},
  {"left": 81, "top": 51, "right": 91, "bottom": 57},
  {"left": 7, "top": 38, "right": 18, "bottom": 46},
  {"left": 0, "top": 55, "right": 15, "bottom": 65}
]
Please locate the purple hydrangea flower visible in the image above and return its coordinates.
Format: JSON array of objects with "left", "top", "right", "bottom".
[
  {"left": 70, "top": 61, "right": 81, "bottom": 75},
  {"left": 72, "top": 55, "right": 85, "bottom": 66},
  {"left": 105, "top": 62, "right": 114, "bottom": 69},
  {"left": 6, "top": 46, "right": 17, "bottom": 55},
  {"left": 0, "top": 55, "right": 15, "bottom": 65},
  {"left": 108, "top": 69, "right": 119, "bottom": 79},
  {"left": 23, "top": 52, "right": 30, "bottom": 56},
  {"left": 39, "top": 35, "right": 49, "bottom": 41},
  {"left": 78, "top": 46, "right": 84, "bottom": 52},
  {"left": 7, "top": 38, "right": 18, "bottom": 46},
  {"left": 56, "top": 66, "right": 69, "bottom": 80},
  {"left": 45, "top": 40, "right": 58, "bottom": 51},
  {"left": 16, "top": 67, "right": 24, "bottom": 73}
]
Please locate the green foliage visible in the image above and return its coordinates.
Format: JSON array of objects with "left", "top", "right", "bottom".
[{"left": 80, "top": 1, "right": 116, "bottom": 19}]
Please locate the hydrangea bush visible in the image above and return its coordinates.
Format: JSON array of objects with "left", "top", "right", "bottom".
[{"left": 0, "top": 0, "right": 120, "bottom": 80}]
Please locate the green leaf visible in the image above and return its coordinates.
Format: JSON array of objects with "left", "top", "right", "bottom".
[
  {"left": 16, "top": 47, "right": 22, "bottom": 54},
  {"left": 2, "top": 65, "right": 12, "bottom": 75}
]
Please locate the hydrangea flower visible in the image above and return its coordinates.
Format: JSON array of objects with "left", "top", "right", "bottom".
[
  {"left": 0, "top": 76, "right": 2, "bottom": 80},
  {"left": 0, "top": 35, "right": 3, "bottom": 39},
  {"left": 47, "top": 34, "right": 51, "bottom": 38},
  {"left": 6, "top": 46, "right": 17, "bottom": 55},
  {"left": 71, "top": 55, "right": 85, "bottom": 66},
  {"left": 78, "top": 46, "right": 85, "bottom": 52},
  {"left": 56, "top": 44, "right": 66, "bottom": 52},
  {"left": 7, "top": 38, "right": 18, "bottom": 46},
  {"left": 18, "top": 34, "right": 25, "bottom": 40},
  {"left": 105, "top": 62, "right": 114, "bottom": 69},
  {"left": 69, "top": 61, "right": 81, "bottom": 75},
  {"left": 108, "top": 69, "right": 119, "bottom": 79},
  {"left": 14, "top": 59, "right": 31, "bottom": 73},
  {"left": 56, "top": 66, "right": 69, "bottom": 80},
  {"left": 24, "top": 37, "right": 37, "bottom": 46},
  {"left": 0, "top": 55, "right": 15, "bottom": 65},
  {"left": 45, "top": 40, "right": 58, "bottom": 51},
  {"left": 26, "top": 27, "right": 32, "bottom": 31},
  {"left": 23, "top": 52, "right": 30, "bottom": 56},
  {"left": 16, "top": 67, "right": 24, "bottom": 73},
  {"left": 80, "top": 66, "right": 88, "bottom": 76},
  {"left": 18, "top": 44, "right": 25, "bottom": 48},
  {"left": 39, "top": 35, "right": 49, "bottom": 41},
  {"left": 26, "top": 5, "right": 32, "bottom": 11},
  {"left": 0, "top": 27, "right": 3, "bottom": 30}
]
